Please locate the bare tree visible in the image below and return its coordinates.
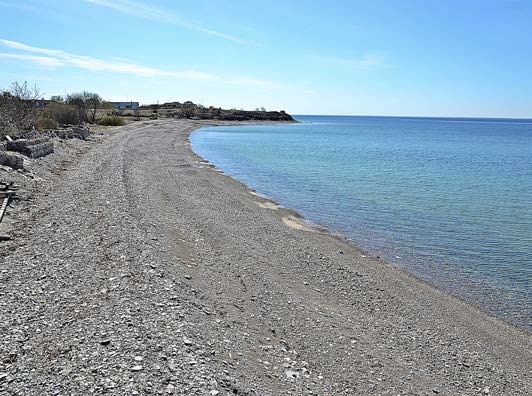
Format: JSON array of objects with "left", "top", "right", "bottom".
[
  {"left": 86, "top": 94, "right": 102, "bottom": 123},
  {"left": 0, "top": 81, "right": 43, "bottom": 134},
  {"left": 66, "top": 91, "right": 102, "bottom": 123}
]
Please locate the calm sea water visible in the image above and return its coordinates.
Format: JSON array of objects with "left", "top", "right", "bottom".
[{"left": 190, "top": 115, "right": 532, "bottom": 330}]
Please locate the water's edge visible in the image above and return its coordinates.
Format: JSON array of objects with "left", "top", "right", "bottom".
[{"left": 188, "top": 124, "right": 529, "bottom": 332}]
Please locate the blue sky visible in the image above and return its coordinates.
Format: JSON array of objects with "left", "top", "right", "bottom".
[{"left": 0, "top": 0, "right": 531, "bottom": 117}]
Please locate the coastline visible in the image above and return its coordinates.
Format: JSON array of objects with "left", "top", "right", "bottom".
[
  {"left": 189, "top": 121, "right": 530, "bottom": 332},
  {"left": 1, "top": 119, "right": 530, "bottom": 394}
]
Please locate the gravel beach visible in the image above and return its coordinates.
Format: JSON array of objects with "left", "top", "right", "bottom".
[{"left": 0, "top": 119, "right": 530, "bottom": 395}]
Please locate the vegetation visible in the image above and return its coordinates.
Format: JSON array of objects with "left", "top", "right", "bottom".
[
  {"left": 0, "top": 81, "right": 42, "bottom": 135},
  {"left": 66, "top": 91, "right": 102, "bottom": 124},
  {"left": 99, "top": 115, "right": 125, "bottom": 126},
  {"left": 139, "top": 101, "right": 294, "bottom": 122},
  {"left": 0, "top": 82, "right": 120, "bottom": 135},
  {"left": 42, "top": 102, "right": 80, "bottom": 125},
  {"left": 0, "top": 80, "right": 295, "bottom": 137}
]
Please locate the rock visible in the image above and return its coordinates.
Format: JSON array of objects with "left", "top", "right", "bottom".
[
  {"left": 131, "top": 365, "right": 143, "bottom": 372},
  {"left": 166, "top": 384, "right": 175, "bottom": 394},
  {"left": 0, "top": 152, "right": 24, "bottom": 169},
  {"left": 44, "top": 125, "right": 90, "bottom": 140},
  {"left": 209, "top": 390, "right": 220, "bottom": 395},
  {"left": 100, "top": 339, "right": 111, "bottom": 346},
  {"left": 0, "top": 372, "right": 8, "bottom": 382},
  {"left": 134, "top": 356, "right": 143, "bottom": 362},
  {"left": 285, "top": 369, "right": 300, "bottom": 380},
  {"left": 183, "top": 336, "right": 193, "bottom": 346},
  {"left": 7, "top": 137, "right": 54, "bottom": 158}
]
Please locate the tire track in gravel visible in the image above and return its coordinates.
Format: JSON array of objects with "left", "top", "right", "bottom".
[{"left": 1, "top": 119, "right": 530, "bottom": 395}]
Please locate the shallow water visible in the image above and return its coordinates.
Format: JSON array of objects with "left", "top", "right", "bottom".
[{"left": 190, "top": 115, "right": 532, "bottom": 330}]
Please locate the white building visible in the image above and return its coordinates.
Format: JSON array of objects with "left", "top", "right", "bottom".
[{"left": 111, "top": 101, "right": 139, "bottom": 110}]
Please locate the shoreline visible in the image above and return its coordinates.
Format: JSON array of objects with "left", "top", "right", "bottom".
[
  {"left": 1, "top": 119, "right": 530, "bottom": 394},
  {"left": 188, "top": 122, "right": 529, "bottom": 333}
]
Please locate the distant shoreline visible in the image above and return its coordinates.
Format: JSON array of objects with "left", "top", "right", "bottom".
[{"left": 293, "top": 114, "right": 532, "bottom": 121}]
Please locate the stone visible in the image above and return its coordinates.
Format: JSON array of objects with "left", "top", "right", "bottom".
[
  {"left": 0, "top": 152, "right": 24, "bottom": 169},
  {"left": 131, "top": 365, "right": 143, "bottom": 372},
  {"left": 183, "top": 336, "right": 193, "bottom": 346},
  {"left": 285, "top": 369, "right": 299, "bottom": 380},
  {"left": 7, "top": 138, "right": 54, "bottom": 158}
]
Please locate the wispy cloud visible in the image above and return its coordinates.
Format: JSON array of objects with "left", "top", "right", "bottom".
[
  {"left": 0, "top": 39, "right": 216, "bottom": 80},
  {"left": 84, "top": 0, "right": 254, "bottom": 45},
  {"left": 0, "top": 39, "right": 286, "bottom": 89},
  {"left": 307, "top": 52, "right": 387, "bottom": 69},
  {"left": 0, "top": 52, "right": 65, "bottom": 67}
]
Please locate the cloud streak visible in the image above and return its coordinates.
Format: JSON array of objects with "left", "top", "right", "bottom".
[
  {"left": 0, "top": 39, "right": 285, "bottom": 89},
  {"left": 84, "top": 0, "right": 252, "bottom": 45},
  {"left": 0, "top": 39, "right": 216, "bottom": 80}
]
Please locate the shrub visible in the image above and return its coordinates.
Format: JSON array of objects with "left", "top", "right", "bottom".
[
  {"left": 99, "top": 115, "right": 125, "bottom": 126},
  {"left": 35, "top": 117, "right": 59, "bottom": 130},
  {"left": 43, "top": 102, "right": 80, "bottom": 125}
]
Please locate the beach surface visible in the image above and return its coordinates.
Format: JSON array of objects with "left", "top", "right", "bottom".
[{"left": 0, "top": 119, "right": 530, "bottom": 395}]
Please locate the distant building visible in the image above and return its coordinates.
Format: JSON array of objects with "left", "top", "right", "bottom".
[{"left": 110, "top": 101, "right": 139, "bottom": 110}]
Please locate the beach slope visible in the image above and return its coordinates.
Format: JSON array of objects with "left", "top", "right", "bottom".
[{"left": 1, "top": 119, "right": 530, "bottom": 395}]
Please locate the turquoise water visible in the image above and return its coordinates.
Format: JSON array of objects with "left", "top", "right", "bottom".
[{"left": 190, "top": 116, "right": 532, "bottom": 330}]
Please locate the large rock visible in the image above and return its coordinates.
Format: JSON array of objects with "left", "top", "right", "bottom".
[
  {"left": 7, "top": 137, "right": 54, "bottom": 158},
  {"left": 45, "top": 125, "right": 90, "bottom": 140}
]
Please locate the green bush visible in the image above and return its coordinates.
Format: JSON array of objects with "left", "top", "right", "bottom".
[{"left": 99, "top": 115, "right": 125, "bottom": 126}]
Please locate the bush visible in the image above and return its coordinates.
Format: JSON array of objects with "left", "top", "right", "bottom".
[
  {"left": 35, "top": 117, "right": 59, "bottom": 130},
  {"left": 99, "top": 115, "right": 125, "bottom": 126},
  {"left": 43, "top": 102, "right": 80, "bottom": 125}
]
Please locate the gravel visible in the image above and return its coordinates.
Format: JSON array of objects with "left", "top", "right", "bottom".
[{"left": 0, "top": 119, "right": 530, "bottom": 395}]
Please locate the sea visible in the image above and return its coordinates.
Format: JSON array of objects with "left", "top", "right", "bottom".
[{"left": 190, "top": 115, "right": 532, "bottom": 330}]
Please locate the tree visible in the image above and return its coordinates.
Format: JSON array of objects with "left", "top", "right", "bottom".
[
  {"left": 50, "top": 95, "right": 64, "bottom": 102},
  {"left": 0, "top": 81, "right": 43, "bottom": 133},
  {"left": 86, "top": 94, "right": 102, "bottom": 123},
  {"left": 66, "top": 91, "right": 102, "bottom": 123}
]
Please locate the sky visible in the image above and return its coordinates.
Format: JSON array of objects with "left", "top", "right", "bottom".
[{"left": 0, "top": 0, "right": 531, "bottom": 117}]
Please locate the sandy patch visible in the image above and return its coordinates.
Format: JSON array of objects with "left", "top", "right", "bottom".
[
  {"left": 282, "top": 216, "right": 319, "bottom": 232},
  {"left": 255, "top": 201, "right": 281, "bottom": 210}
]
